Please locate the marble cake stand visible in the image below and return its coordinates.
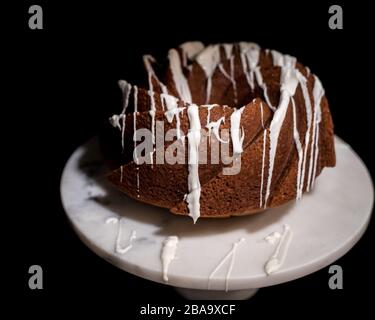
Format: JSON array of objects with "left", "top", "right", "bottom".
[{"left": 60, "top": 137, "right": 373, "bottom": 300}]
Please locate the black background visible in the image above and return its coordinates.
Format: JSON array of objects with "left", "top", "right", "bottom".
[{"left": 12, "top": 0, "right": 374, "bottom": 317}]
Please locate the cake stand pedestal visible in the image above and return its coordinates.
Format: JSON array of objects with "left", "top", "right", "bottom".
[
  {"left": 60, "top": 137, "right": 373, "bottom": 300},
  {"left": 175, "top": 287, "right": 259, "bottom": 300}
]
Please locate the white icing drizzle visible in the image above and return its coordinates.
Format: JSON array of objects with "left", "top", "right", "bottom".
[
  {"left": 307, "top": 76, "right": 324, "bottom": 190},
  {"left": 291, "top": 98, "right": 304, "bottom": 199},
  {"left": 141, "top": 58, "right": 159, "bottom": 164},
  {"left": 238, "top": 43, "right": 275, "bottom": 110},
  {"left": 148, "top": 90, "right": 156, "bottom": 146},
  {"left": 162, "top": 93, "right": 185, "bottom": 140},
  {"left": 260, "top": 132, "right": 267, "bottom": 207},
  {"left": 109, "top": 114, "right": 121, "bottom": 130},
  {"left": 117, "top": 230, "right": 136, "bottom": 254},
  {"left": 161, "top": 236, "right": 179, "bottom": 282},
  {"left": 306, "top": 66, "right": 311, "bottom": 76},
  {"left": 264, "top": 224, "right": 293, "bottom": 275},
  {"left": 207, "top": 237, "right": 245, "bottom": 291},
  {"left": 271, "top": 50, "right": 296, "bottom": 68},
  {"left": 186, "top": 104, "right": 202, "bottom": 223},
  {"left": 179, "top": 41, "right": 205, "bottom": 67},
  {"left": 261, "top": 85, "right": 276, "bottom": 111},
  {"left": 119, "top": 80, "right": 132, "bottom": 114},
  {"left": 112, "top": 218, "right": 136, "bottom": 255},
  {"left": 109, "top": 80, "right": 132, "bottom": 151},
  {"left": 259, "top": 103, "right": 267, "bottom": 207},
  {"left": 264, "top": 231, "right": 281, "bottom": 245},
  {"left": 147, "top": 90, "right": 156, "bottom": 167},
  {"left": 105, "top": 217, "right": 119, "bottom": 224},
  {"left": 218, "top": 58, "right": 238, "bottom": 104},
  {"left": 143, "top": 54, "right": 168, "bottom": 94},
  {"left": 144, "top": 59, "right": 157, "bottom": 164},
  {"left": 133, "top": 86, "right": 140, "bottom": 197},
  {"left": 239, "top": 42, "right": 260, "bottom": 90},
  {"left": 254, "top": 67, "right": 276, "bottom": 112},
  {"left": 202, "top": 104, "right": 217, "bottom": 144},
  {"left": 296, "top": 72, "right": 313, "bottom": 198},
  {"left": 222, "top": 43, "right": 234, "bottom": 59},
  {"left": 206, "top": 116, "right": 229, "bottom": 143},
  {"left": 264, "top": 66, "right": 299, "bottom": 207},
  {"left": 133, "top": 86, "right": 138, "bottom": 162},
  {"left": 196, "top": 45, "right": 221, "bottom": 104},
  {"left": 229, "top": 57, "right": 238, "bottom": 104},
  {"left": 202, "top": 104, "right": 217, "bottom": 125},
  {"left": 260, "top": 101, "right": 265, "bottom": 128},
  {"left": 168, "top": 49, "right": 192, "bottom": 103},
  {"left": 230, "top": 106, "right": 245, "bottom": 155}
]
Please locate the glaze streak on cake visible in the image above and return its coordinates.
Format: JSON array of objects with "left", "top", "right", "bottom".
[{"left": 103, "top": 42, "right": 335, "bottom": 221}]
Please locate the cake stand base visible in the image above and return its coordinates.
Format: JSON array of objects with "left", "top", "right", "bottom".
[
  {"left": 175, "top": 287, "right": 259, "bottom": 300},
  {"left": 60, "top": 136, "right": 373, "bottom": 300}
]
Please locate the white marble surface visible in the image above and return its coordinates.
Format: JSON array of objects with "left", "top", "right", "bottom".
[{"left": 60, "top": 137, "right": 373, "bottom": 292}]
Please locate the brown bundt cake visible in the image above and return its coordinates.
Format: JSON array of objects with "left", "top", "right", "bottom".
[{"left": 102, "top": 42, "right": 335, "bottom": 223}]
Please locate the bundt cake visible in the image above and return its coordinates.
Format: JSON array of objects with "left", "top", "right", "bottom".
[{"left": 102, "top": 42, "right": 335, "bottom": 223}]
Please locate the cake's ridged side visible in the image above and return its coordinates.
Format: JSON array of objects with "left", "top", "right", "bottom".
[{"left": 103, "top": 42, "right": 336, "bottom": 218}]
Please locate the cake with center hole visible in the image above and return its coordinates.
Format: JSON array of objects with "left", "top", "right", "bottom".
[{"left": 100, "top": 42, "right": 335, "bottom": 223}]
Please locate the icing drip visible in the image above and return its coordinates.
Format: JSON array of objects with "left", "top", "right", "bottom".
[
  {"left": 230, "top": 106, "right": 245, "bottom": 155},
  {"left": 161, "top": 236, "right": 179, "bottom": 282},
  {"left": 222, "top": 43, "right": 233, "bottom": 59},
  {"left": 229, "top": 57, "right": 238, "bottom": 104},
  {"left": 203, "top": 104, "right": 217, "bottom": 125},
  {"left": 196, "top": 45, "right": 221, "bottom": 104},
  {"left": 105, "top": 217, "right": 118, "bottom": 224},
  {"left": 239, "top": 42, "right": 260, "bottom": 90},
  {"left": 186, "top": 104, "right": 202, "bottom": 223},
  {"left": 259, "top": 103, "right": 267, "bottom": 207},
  {"left": 162, "top": 93, "right": 185, "bottom": 140},
  {"left": 307, "top": 76, "right": 324, "bottom": 190},
  {"left": 264, "top": 224, "right": 293, "bottom": 275},
  {"left": 148, "top": 90, "right": 156, "bottom": 165},
  {"left": 253, "top": 67, "right": 276, "bottom": 112},
  {"left": 306, "top": 67, "right": 311, "bottom": 76},
  {"left": 264, "top": 66, "right": 299, "bottom": 207},
  {"left": 271, "top": 50, "right": 296, "bottom": 68},
  {"left": 133, "top": 86, "right": 140, "bottom": 197},
  {"left": 207, "top": 238, "right": 245, "bottom": 291},
  {"left": 264, "top": 231, "right": 281, "bottom": 245},
  {"left": 168, "top": 49, "right": 192, "bottom": 103},
  {"left": 107, "top": 217, "right": 136, "bottom": 255},
  {"left": 296, "top": 72, "right": 313, "bottom": 198},
  {"left": 143, "top": 56, "right": 160, "bottom": 164},
  {"left": 239, "top": 43, "right": 275, "bottom": 111},
  {"left": 291, "top": 98, "right": 304, "bottom": 199},
  {"left": 218, "top": 57, "right": 238, "bottom": 104},
  {"left": 260, "top": 132, "right": 267, "bottom": 207},
  {"left": 109, "top": 80, "right": 132, "bottom": 151},
  {"left": 206, "top": 116, "right": 229, "bottom": 143},
  {"left": 136, "top": 167, "right": 140, "bottom": 197},
  {"left": 143, "top": 55, "right": 168, "bottom": 94},
  {"left": 119, "top": 80, "right": 132, "bottom": 115},
  {"left": 133, "top": 86, "right": 138, "bottom": 162},
  {"left": 179, "top": 41, "right": 205, "bottom": 68},
  {"left": 117, "top": 230, "right": 136, "bottom": 254},
  {"left": 202, "top": 104, "right": 217, "bottom": 144}
]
